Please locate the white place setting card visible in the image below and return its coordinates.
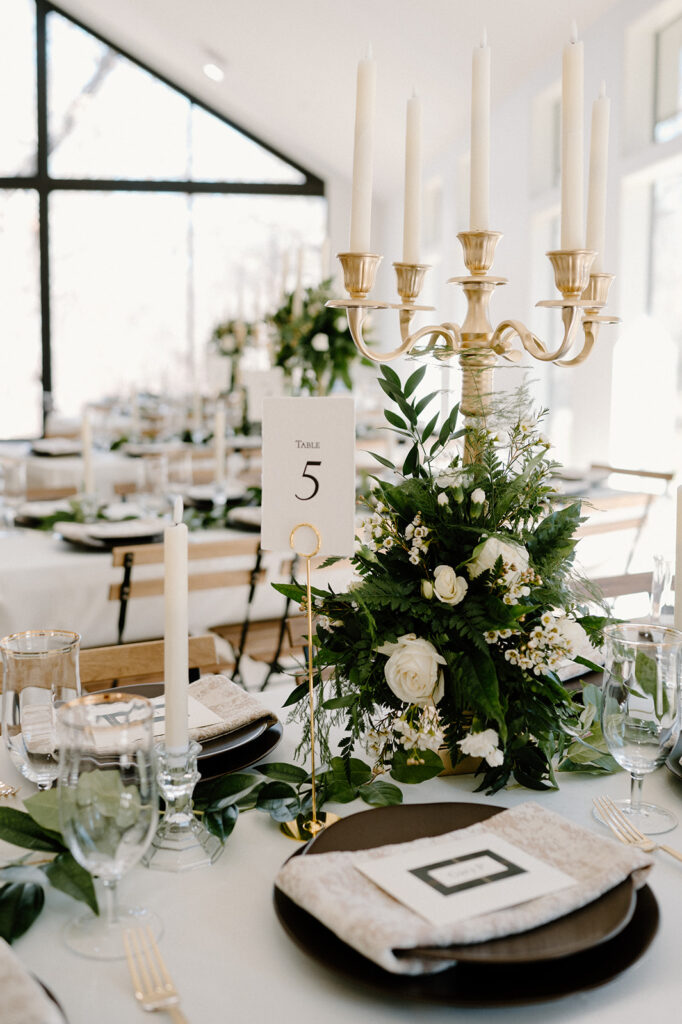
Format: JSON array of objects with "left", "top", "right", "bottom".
[
  {"left": 355, "top": 833, "right": 575, "bottom": 928},
  {"left": 261, "top": 396, "right": 355, "bottom": 558}
]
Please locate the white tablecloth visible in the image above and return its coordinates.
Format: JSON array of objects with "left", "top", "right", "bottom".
[
  {"left": 1, "top": 684, "right": 680, "bottom": 1023},
  {"left": 0, "top": 527, "right": 342, "bottom": 648}
]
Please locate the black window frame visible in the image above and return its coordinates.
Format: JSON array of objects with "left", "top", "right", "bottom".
[{"left": 0, "top": 0, "right": 325, "bottom": 432}]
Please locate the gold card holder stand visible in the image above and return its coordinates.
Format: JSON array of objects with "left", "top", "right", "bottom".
[{"left": 282, "top": 522, "right": 340, "bottom": 842}]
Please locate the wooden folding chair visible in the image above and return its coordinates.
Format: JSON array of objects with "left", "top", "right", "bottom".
[{"left": 79, "top": 634, "right": 223, "bottom": 691}]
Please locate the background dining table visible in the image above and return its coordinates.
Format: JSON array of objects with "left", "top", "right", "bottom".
[{"left": 0, "top": 681, "right": 680, "bottom": 1023}]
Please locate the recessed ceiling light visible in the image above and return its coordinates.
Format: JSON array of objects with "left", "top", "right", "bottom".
[{"left": 203, "top": 62, "right": 224, "bottom": 82}]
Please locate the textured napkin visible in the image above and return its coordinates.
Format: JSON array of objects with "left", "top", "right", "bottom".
[
  {"left": 187, "top": 674, "right": 278, "bottom": 742},
  {"left": 275, "top": 801, "right": 653, "bottom": 975},
  {"left": 0, "top": 939, "right": 66, "bottom": 1024}
]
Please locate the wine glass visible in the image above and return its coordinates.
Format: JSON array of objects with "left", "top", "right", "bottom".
[
  {"left": 1, "top": 630, "right": 81, "bottom": 789},
  {"left": 57, "top": 693, "right": 161, "bottom": 959},
  {"left": 601, "top": 622, "right": 682, "bottom": 835}
]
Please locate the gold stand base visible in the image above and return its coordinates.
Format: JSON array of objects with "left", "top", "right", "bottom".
[{"left": 281, "top": 811, "right": 342, "bottom": 842}]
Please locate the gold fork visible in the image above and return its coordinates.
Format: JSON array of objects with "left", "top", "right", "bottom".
[
  {"left": 0, "top": 780, "right": 18, "bottom": 798},
  {"left": 593, "top": 795, "right": 682, "bottom": 864},
  {"left": 123, "top": 926, "right": 189, "bottom": 1023}
]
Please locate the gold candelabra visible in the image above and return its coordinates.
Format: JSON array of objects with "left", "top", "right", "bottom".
[{"left": 327, "top": 230, "right": 618, "bottom": 428}]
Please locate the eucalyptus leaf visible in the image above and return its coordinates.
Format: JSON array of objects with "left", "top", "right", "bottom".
[
  {"left": 390, "top": 748, "right": 444, "bottom": 784},
  {"left": 42, "top": 852, "right": 98, "bottom": 915},
  {"left": 329, "top": 757, "right": 373, "bottom": 788},
  {"left": 0, "top": 882, "right": 45, "bottom": 943},
  {"left": 258, "top": 762, "right": 309, "bottom": 784},
  {"left": 358, "top": 779, "right": 403, "bottom": 806},
  {"left": 194, "top": 772, "right": 262, "bottom": 810},
  {"left": 204, "top": 805, "right": 239, "bottom": 842},
  {"left": 0, "top": 808, "right": 64, "bottom": 853},
  {"left": 24, "top": 789, "right": 62, "bottom": 836}
]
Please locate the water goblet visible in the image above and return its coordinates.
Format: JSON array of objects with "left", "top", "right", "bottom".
[
  {"left": 600, "top": 622, "right": 682, "bottom": 835},
  {"left": 57, "top": 693, "right": 161, "bottom": 958},
  {"left": 1, "top": 630, "right": 81, "bottom": 790}
]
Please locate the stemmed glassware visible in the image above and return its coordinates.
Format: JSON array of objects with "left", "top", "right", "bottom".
[
  {"left": 1, "top": 630, "right": 81, "bottom": 789},
  {"left": 601, "top": 622, "right": 682, "bottom": 835},
  {"left": 57, "top": 693, "right": 161, "bottom": 958}
]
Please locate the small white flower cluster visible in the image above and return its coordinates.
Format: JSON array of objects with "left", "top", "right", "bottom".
[
  {"left": 317, "top": 614, "right": 343, "bottom": 631},
  {"left": 501, "top": 612, "right": 574, "bottom": 676},
  {"left": 358, "top": 500, "right": 392, "bottom": 554},
  {"left": 393, "top": 706, "right": 445, "bottom": 758},
  {"left": 457, "top": 727, "right": 504, "bottom": 767},
  {"left": 404, "top": 512, "right": 429, "bottom": 565},
  {"left": 499, "top": 564, "right": 542, "bottom": 605},
  {"left": 365, "top": 726, "right": 392, "bottom": 761}
]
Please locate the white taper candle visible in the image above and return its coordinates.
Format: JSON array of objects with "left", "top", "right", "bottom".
[
  {"left": 585, "top": 81, "right": 610, "bottom": 273},
  {"left": 349, "top": 46, "right": 377, "bottom": 253},
  {"left": 164, "top": 496, "right": 189, "bottom": 754},
  {"left": 81, "top": 408, "right": 95, "bottom": 496},
  {"left": 214, "top": 401, "right": 226, "bottom": 487},
  {"left": 671, "top": 483, "right": 675, "bottom": 626},
  {"left": 402, "top": 91, "right": 422, "bottom": 263},
  {"left": 561, "top": 23, "right": 584, "bottom": 250},
  {"left": 470, "top": 29, "right": 491, "bottom": 231}
]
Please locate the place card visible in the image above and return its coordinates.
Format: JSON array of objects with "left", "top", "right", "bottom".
[
  {"left": 243, "top": 368, "right": 285, "bottom": 423},
  {"left": 356, "top": 833, "right": 575, "bottom": 928},
  {"left": 261, "top": 396, "right": 355, "bottom": 557}
]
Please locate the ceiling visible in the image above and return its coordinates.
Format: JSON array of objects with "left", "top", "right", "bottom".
[{"left": 54, "top": 0, "right": 624, "bottom": 196}]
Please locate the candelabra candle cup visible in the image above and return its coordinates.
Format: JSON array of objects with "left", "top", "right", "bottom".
[
  {"left": 142, "top": 740, "right": 223, "bottom": 872},
  {"left": 337, "top": 252, "right": 383, "bottom": 299},
  {"left": 581, "top": 272, "right": 614, "bottom": 307},
  {"left": 393, "top": 262, "right": 430, "bottom": 304},
  {"left": 457, "top": 230, "right": 503, "bottom": 275},
  {"left": 547, "top": 249, "right": 596, "bottom": 298}
]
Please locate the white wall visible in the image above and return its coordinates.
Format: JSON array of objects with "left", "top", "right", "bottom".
[{"left": 370, "top": 0, "right": 682, "bottom": 470}]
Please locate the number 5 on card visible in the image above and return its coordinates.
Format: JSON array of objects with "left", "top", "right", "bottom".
[{"left": 261, "top": 397, "right": 355, "bottom": 557}]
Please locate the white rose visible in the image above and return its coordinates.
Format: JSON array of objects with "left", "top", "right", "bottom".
[
  {"left": 471, "top": 487, "right": 486, "bottom": 505},
  {"left": 467, "top": 536, "right": 529, "bottom": 582},
  {"left": 555, "top": 617, "right": 600, "bottom": 662},
  {"left": 433, "top": 565, "right": 468, "bottom": 606},
  {"left": 311, "top": 332, "right": 329, "bottom": 352},
  {"left": 457, "top": 728, "right": 503, "bottom": 766},
  {"left": 376, "top": 633, "right": 446, "bottom": 706}
]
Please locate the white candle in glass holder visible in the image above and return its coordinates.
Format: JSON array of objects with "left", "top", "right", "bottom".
[
  {"left": 470, "top": 30, "right": 491, "bottom": 231},
  {"left": 164, "top": 496, "right": 189, "bottom": 754},
  {"left": 81, "top": 409, "right": 95, "bottom": 495},
  {"left": 214, "top": 401, "right": 226, "bottom": 487},
  {"left": 402, "top": 92, "right": 422, "bottom": 264},
  {"left": 585, "top": 81, "right": 610, "bottom": 273},
  {"left": 561, "top": 23, "right": 584, "bottom": 250},
  {"left": 350, "top": 46, "right": 377, "bottom": 253}
]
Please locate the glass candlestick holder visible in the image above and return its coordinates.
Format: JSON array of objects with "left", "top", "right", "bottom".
[{"left": 142, "top": 740, "right": 223, "bottom": 871}]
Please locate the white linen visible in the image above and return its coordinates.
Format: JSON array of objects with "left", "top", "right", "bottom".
[{"left": 0, "top": 939, "right": 65, "bottom": 1024}]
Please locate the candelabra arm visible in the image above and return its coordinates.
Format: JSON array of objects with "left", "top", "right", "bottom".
[
  {"left": 491, "top": 304, "right": 582, "bottom": 363},
  {"left": 346, "top": 306, "right": 459, "bottom": 364},
  {"left": 347, "top": 306, "right": 415, "bottom": 363}
]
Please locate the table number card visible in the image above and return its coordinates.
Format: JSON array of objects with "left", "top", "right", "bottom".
[
  {"left": 356, "top": 834, "right": 575, "bottom": 928},
  {"left": 261, "top": 396, "right": 355, "bottom": 557}
]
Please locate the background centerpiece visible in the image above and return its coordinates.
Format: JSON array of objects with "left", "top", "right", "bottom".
[{"left": 278, "top": 367, "right": 604, "bottom": 793}]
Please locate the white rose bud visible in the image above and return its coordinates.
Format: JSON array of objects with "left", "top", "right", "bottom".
[
  {"left": 432, "top": 564, "right": 468, "bottom": 606},
  {"left": 437, "top": 491, "right": 448, "bottom": 506},
  {"left": 421, "top": 580, "right": 434, "bottom": 599},
  {"left": 471, "top": 488, "right": 486, "bottom": 505},
  {"left": 376, "top": 634, "right": 446, "bottom": 706}
]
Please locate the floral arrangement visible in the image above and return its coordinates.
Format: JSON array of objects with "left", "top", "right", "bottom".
[
  {"left": 278, "top": 366, "right": 606, "bottom": 794},
  {"left": 210, "top": 318, "right": 255, "bottom": 391},
  {"left": 269, "top": 279, "right": 364, "bottom": 396}
]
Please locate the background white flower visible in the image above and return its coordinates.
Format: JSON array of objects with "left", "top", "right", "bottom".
[
  {"left": 310, "top": 332, "right": 330, "bottom": 352},
  {"left": 376, "top": 634, "right": 446, "bottom": 706}
]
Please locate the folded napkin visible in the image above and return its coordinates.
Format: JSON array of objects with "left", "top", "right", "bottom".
[
  {"left": 0, "top": 939, "right": 66, "bottom": 1024},
  {"left": 188, "top": 674, "right": 278, "bottom": 742},
  {"left": 275, "top": 802, "right": 653, "bottom": 975}
]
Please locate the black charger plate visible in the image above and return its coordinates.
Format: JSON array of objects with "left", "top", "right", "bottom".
[{"left": 274, "top": 802, "right": 659, "bottom": 1007}]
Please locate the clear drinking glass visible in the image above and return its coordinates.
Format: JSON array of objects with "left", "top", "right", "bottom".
[
  {"left": 1, "top": 630, "right": 81, "bottom": 789},
  {"left": 57, "top": 693, "right": 161, "bottom": 959},
  {"left": 650, "top": 555, "right": 673, "bottom": 624},
  {"left": 601, "top": 622, "right": 682, "bottom": 834}
]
